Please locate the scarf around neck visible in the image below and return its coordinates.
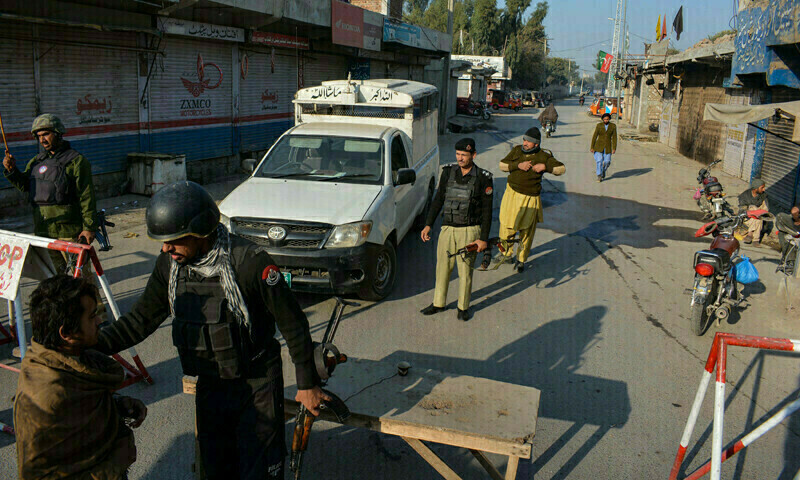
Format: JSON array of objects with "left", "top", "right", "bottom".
[{"left": 167, "top": 224, "right": 252, "bottom": 334}]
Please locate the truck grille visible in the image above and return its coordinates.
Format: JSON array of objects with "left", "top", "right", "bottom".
[{"left": 232, "top": 219, "right": 331, "bottom": 249}]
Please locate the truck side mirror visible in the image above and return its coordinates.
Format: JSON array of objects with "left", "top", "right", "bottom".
[
  {"left": 241, "top": 158, "right": 256, "bottom": 174},
  {"left": 394, "top": 168, "right": 416, "bottom": 186}
]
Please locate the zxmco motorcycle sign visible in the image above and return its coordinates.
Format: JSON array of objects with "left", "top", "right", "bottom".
[{"left": 179, "top": 53, "right": 223, "bottom": 117}]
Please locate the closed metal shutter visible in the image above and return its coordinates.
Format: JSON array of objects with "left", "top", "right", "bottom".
[
  {"left": 148, "top": 37, "right": 233, "bottom": 161},
  {"left": 669, "top": 89, "right": 680, "bottom": 148},
  {"left": 387, "top": 62, "right": 409, "bottom": 80},
  {"left": 38, "top": 26, "right": 139, "bottom": 175},
  {"left": 304, "top": 53, "right": 346, "bottom": 87},
  {"left": 761, "top": 88, "right": 800, "bottom": 209},
  {"left": 410, "top": 65, "right": 424, "bottom": 82},
  {"left": 371, "top": 60, "right": 387, "bottom": 79},
  {"left": 0, "top": 21, "right": 38, "bottom": 188},
  {"left": 722, "top": 90, "right": 750, "bottom": 178},
  {"left": 238, "top": 48, "right": 296, "bottom": 153},
  {"left": 741, "top": 90, "right": 761, "bottom": 181}
]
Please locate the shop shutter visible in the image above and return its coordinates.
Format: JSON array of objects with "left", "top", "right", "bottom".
[
  {"left": 37, "top": 26, "right": 139, "bottom": 175},
  {"left": 304, "top": 53, "right": 347, "bottom": 87},
  {"left": 387, "top": 62, "right": 409, "bottom": 80},
  {"left": 410, "top": 65, "right": 425, "bottom": 82},
  {"left": 148, "top": 37, "right": 233, "bottom": 162},
  {"left": 669, "top": 91, "right": 680, "bottom": 148},
  {"left": 371, "top": 60, "right": 387, "bottom": 79},
  {"left": 741, "top": 91, "right": 761, "bottom": 181},
  {"left": 0, "top": 21, "right": 38, "bottom": 188},
  {"left": 659, "top": 92, "right": 673, "bottom": 144},
  {"left": 761, "top": 88, "right": 800, "bottom": 209},
  {"left": 722, "top": 90, "right": 750, "bottom": 179},
  {"left": 238, "top": 48, "right": 296, "bottom": 153}
]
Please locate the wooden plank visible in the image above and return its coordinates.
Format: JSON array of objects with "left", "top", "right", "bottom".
[
  {"left": 505, "top": 456, "right": 520, "bottom": 480},
  {"left": 470, "top": 450, "right": 504, "bottom": 480},
  {"left": 402, "top": 437, "right": 462, "bottom": 480}
]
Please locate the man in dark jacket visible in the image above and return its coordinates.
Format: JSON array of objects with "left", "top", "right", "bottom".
[
  {"left": 538, "top": 104, "right": 559, "bottom": 133},
  {"left": 776, "top": 205, "right": 800, "bottom": 271},
  {"left": 15, "top": 275, "right": 146, "bottom": 480},
  {"left": 737, "top": 179, "right": 770, "bottom": 244},
  {"left": 94, "top": 181, "right": 326, "bottom": 479},
  {"left": 590, "top": 112, "right": 617, "bottom": 182},
  {"left": 3, "top": 114, "right": 98, "bottom": 273}
]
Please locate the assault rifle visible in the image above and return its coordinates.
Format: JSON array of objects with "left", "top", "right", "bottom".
[
  {"left": 289, "top": 297, "right": 355, "bottom": 479},
  {"left": 447, "top": 236, "right": 520, "bottom": 259}
]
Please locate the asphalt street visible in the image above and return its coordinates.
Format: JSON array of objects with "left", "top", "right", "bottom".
[{"left": 1, "top": 99, "right": 798, "bottom": 479}]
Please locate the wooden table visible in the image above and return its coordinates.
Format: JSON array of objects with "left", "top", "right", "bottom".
[{"left": 183, "top": 354, "right": 540, "bottom": 480}]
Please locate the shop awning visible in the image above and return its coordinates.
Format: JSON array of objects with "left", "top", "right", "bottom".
[{"left": 703, "top": 101, "right": 800, "bottom": 143}]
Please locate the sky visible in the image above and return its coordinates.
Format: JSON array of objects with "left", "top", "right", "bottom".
[{"left": 499, "top": 0, "right": 737, "bottom": 75}]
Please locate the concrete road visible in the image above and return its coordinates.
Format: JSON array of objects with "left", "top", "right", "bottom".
[{"left": 2, "top": 99, "right": 798, "bottom": 479}]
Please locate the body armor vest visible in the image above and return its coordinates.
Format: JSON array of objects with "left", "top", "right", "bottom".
[
  {"left": 442, "top": 167, "right": 478, "bottom": 226},
  {"left": 171, "top": 271, "right": 249, "bottom": 379},
  {"left": 28, "top": 148, "right": 79, "bottom": 206}
]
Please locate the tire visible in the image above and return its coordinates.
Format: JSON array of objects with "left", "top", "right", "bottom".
[
  {"left": 690, "top": 277, "right": 713, "bottom": 336},
  {"left": 413, "top": 182, "right": 434, "bottom": 231},
  {"left": 482, "top": 110, "right": 491, "bottom": 120},
  {"left": 492, "top": 104, "right": 499, "bottom": 110},
  {"left": 359, "top": 240, "right": 397, "bottom": 301}
]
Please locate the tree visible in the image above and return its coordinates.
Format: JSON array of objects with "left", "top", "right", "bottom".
[
  {"left": 470, "top": 0, "right": 500, "bottom": 55},
  {"left": 545, "top": 57, "right": 579, "bottom": 86}
]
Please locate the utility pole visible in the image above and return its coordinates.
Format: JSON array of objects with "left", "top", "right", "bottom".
[
  {"left": 606, "top": 0, "right": 623, "bottom": 97},
  {"left": 439, "top": 0, "right": 454, "bottom": 134},
  {"left": 615, "top": 0, "right": 627, "bottom": 122}
]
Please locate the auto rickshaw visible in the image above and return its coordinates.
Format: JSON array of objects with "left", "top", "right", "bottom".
[
  {"left": 489, "top": 89, "right": 522, "bottom": 111},
  {"left": 589, "top": 97, "right": 621, "bottom": 117}
]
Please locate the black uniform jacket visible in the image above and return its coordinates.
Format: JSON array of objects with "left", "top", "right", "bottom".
[
  {"left": 425, "top": 163, "right": 493, "bottom": 242},
  {"left": 95, "top": 236, "right": 318, "bottom": 389}
]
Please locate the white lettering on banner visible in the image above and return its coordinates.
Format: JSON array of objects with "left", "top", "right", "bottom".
[
  {"left": 0, "top": 235, "right": 30, "bottom": 301},
  {"left": 335, "top": 18, "right": 361, "bottom": 33}
]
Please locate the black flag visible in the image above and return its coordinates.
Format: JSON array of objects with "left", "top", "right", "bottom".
[{"left": 673, "top": 6, "right": 684, "bottom": 41}]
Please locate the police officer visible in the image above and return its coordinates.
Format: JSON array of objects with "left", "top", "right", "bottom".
[
  {"left": 3, "top": 114, "right": 98, "bottom": 273},
  {"left": 94, "top": 181, "right": 326, "bottom": 479},
  {"left": 420, "top": 138, "right": 493, "bottom": 321}
]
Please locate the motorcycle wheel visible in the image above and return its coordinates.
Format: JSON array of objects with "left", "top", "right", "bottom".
[
  {"left": 690, "top": 277, "right": 713, "bottom": 336},
  {"left": 482, "top": 111, "right": 491, "bottom": 120}
]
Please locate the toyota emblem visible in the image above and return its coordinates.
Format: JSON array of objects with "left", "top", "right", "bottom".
[{"left": 268, "top": 226, "right": 287, "bottom": 241}]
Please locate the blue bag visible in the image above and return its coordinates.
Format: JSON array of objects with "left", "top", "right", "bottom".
[{"left": 735, "top": 255, "right": 759, "bottom": 284}]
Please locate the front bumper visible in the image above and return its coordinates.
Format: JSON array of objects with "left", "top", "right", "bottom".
[{"left": 269, "top": 243, "right": 378, "bottom": 294}]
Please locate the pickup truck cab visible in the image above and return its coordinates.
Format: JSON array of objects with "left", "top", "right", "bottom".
[{"left": 218, "top": 79, "right": 439, "bottom": 300}]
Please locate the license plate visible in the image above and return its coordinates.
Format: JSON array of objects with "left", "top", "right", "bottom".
[{"left": 282, "top": 272, "right": 292, "bottom": 288}]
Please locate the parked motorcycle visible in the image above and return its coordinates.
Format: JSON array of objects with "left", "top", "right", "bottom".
[
  {"left": 476, "top": 101, "right": 491, "bottom": 120},
  {"left": 543, "top": 121, "right": 555, "bottom": 137},
  {"left": 694, "top": 159, "right": 733, "bottom": 219},
  {"left": 689, "top": 209, "right": 773, "bottom": 335}
]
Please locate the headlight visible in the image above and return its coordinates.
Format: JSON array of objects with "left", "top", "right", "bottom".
[
  {"left": 219, "top": 213, "right": 231, "bottom": 231},
  {"left": 325, "top": 221, "right": 372, "bottom": 248}
]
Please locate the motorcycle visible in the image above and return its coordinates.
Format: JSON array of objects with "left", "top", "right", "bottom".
[
  {"left": 579, "top": 96, "right": 585, "bottom": 106},
  {"left": 689, "top": 209, "right": 773, "bottom": 335},
  {"left": 694, "top": 159, "right": 733, "bottom": 219},
  {"left": 476, "top": 100, "right": 491, "bottom": 120},
  {"left": 543, "top": 121, "right": 555, "bottom": 137}
]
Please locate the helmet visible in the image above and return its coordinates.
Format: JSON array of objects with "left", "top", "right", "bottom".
[
  {"left": 31, "top": 114, "right": 66, "bottom": 135},
  {"left": 146, "top": 181, "right": 220, "bottom": 241}
]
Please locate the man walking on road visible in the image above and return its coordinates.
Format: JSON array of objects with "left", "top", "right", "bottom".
[
  {"left": 738, "top": 179, "right": 770, "bottom": 244},
  {"left": 497, "top": 127, "right": 566, "bottom": 273},
  {"left": 590, "top": 112, "right": 617, "bottom": 182},
  {"left": 420, "top": 138, "right": 493, "bottom": 321},
  {"left": 3, "top": 114, "right": 99, "bottom": 273},
  {"left": 94, "top": 181, "right": 327, "bottom": 479}
]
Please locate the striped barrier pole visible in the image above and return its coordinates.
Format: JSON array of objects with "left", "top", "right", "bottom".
[{"left": 670, "top": 333, "right": 800, "bottom": 480}]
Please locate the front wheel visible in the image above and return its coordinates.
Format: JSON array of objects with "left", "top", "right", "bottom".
[
  {"left": 359, "top": 240, "right": 397, "bottom": 301},
  {"left": 482, "top": 110, "right": 491, "bottom": 120},
  {"left": 492, "top": 104, "right": 499, "bottom": 110}
]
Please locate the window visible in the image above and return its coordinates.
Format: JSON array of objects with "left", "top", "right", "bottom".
[{"left": 391, "top": 135, "right": 409, "bottom": 174}]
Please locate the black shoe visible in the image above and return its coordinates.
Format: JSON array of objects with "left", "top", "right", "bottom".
[
  {"left": 515, "top": 260, "right": 525, "bottom": 273},
  {"left": 457, "top": 308, "right": 472, "bottom": 321},
  {"left": 421, "top": 304, "right": 445, "bottom": 315},
  {"left": 478, "top": 254, "right": 491, "bottom": 271}
]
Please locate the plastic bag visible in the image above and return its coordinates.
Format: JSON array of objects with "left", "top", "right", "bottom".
[
  {"left": 693, "top": 187, "right": 702, "bottom": 200},
  {"left": 735, "top": 255, "right": 759, "bottom": 284}
]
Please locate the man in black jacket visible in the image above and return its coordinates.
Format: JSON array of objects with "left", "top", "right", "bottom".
[
  {"left": 419, "top": 138, "right": 493, "bottom": 321},
  {"left": 95, "top": 181, "right": 325, "bottom": 479}
]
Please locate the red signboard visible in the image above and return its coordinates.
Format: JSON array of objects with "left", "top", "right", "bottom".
[
  {"left": 331, "top": 0, "right": 364, "bottom": 49},
  {"left": 251, "top": 31, "right": 309, "bottom": 50}
]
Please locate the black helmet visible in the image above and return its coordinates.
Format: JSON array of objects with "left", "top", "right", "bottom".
[{"left": 146, "top": 181, "right": 220, "bottom": 241}]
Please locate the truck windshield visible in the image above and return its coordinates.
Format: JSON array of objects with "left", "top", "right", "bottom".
[{"left": 255, "top": 135, "right": 384, "bottom": 184}]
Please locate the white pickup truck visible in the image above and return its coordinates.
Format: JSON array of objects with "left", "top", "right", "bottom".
[{"left": 218, "top": 79, "right": 439, "bottom": 300}]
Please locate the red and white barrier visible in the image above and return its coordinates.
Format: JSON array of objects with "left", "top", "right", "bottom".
[
  {"left": 1, "top": 230, "right": 153, "bottom": 388},
  {"left": 669, "top": 332, "right": 800, "bottom": 480}
]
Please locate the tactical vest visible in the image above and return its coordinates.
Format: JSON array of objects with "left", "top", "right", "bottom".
[
  {"left": 442, "top": 167, "right": 478, "bottom": 226},
  {"left": 171, "top": 270, "right": 249, "bottom": 379},
  {"left": 28, "top": 148, "right": 80, "bottom": 206}
]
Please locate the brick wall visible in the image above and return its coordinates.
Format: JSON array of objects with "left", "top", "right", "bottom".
[
  {"left": 640, "top": 73, "right": 665, "bottom": 132},
  {"left": 350, "top": 0, "right": 403, "bottom": 17}
]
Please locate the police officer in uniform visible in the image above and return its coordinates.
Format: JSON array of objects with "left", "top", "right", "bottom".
[
  {"left": 3, "top": 114, "right": 99, "bottom": 273},
  {"left": 420, "top": 138, "right": 493, "bottom": 321},
  {"left": 94, "top": 181, "right": 326, "bottom": 479}
]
